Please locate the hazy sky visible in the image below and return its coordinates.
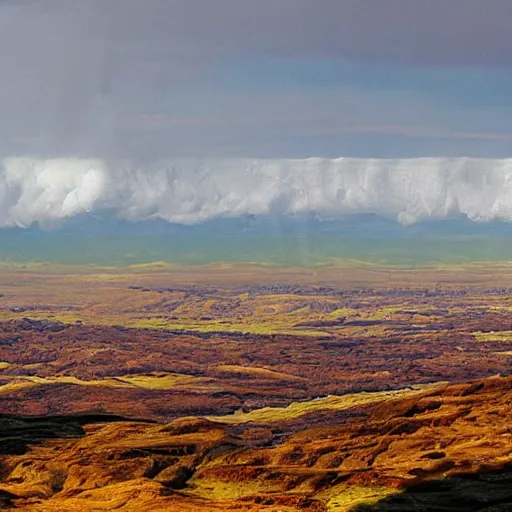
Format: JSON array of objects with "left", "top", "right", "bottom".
[{"left": 1, "top": 0, "right": 511, "bottom": 159}]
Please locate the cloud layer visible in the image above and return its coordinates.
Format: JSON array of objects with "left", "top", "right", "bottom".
[
  {"left": 2, "top": 157, "right": 512, "bottom": 228},
  {"left": 1, "top": 1, "right": 511, "bottom": 158}
]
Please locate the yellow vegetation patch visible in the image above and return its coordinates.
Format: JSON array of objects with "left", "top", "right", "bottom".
[
  {"left": 215, "top": 365, "right": 309, "bottom": 382},
  {"left": 208, "top": 385, "right": 439, "bottom": 424},
  {"left": 0, "top": 379, "right": 37, "bottom": 393},
  {"left": 322, "top": 484, "right": 396, "bottom": 511},
  {"left": 117, "top": 373, "right": 210, "bottom": 390},
  {"left": 323, "top": 307, "right": 358, "bottom": 320},
  {"left": 473, "top": 331, "right": 512, "bottom": 342},
  {"left": 8, "top": 375, "right": 133, "bottom": 388},
  {"left": 131, "top": 316, "right": 327, "bottom": 336},
  {"left": 0, "top": 362, "right": 11, "bottom": 370},
  {"left": 0, "top": 373, "right": 216, "bottom": 392},
  {"left": 187, "top": 474, "right": 282, "bottom": 501}
]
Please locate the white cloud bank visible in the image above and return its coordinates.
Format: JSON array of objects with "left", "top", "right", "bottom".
[{"left": 1, "top": 156, "right": 512, "bottom": 228}]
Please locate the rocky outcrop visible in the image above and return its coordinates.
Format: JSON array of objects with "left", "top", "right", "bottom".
[{"left": 0, "top": 376, "right": 510, "bottom": 511}]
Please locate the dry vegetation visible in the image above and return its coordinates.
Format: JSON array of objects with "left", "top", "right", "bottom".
[{"left": 0, "top": 263, "right": 512, "bottom": 510}]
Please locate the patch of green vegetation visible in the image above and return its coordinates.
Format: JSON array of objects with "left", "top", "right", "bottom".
[
  {"left": 323, "top": 307, "right": 358, "bottom": 320},
  {"left": 0, "top": 304, "right": 329, "bottom": 336},
  {"left": 370, "top": 307, "right": 403, "bottom": 320},
  {"left": 131, "top": 316, "right": 327, "bottom": 336},
  {"left": 0, "top": 309, "right": 84, "bottom": 325}
]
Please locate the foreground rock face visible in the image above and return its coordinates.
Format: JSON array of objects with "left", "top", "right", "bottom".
[{"left": 1, "top": 375, "right": 511, "bottom": 511}]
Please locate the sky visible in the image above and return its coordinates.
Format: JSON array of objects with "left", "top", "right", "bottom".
[{"left": 1, "top": 0, "right": 511, "bottom": 159}]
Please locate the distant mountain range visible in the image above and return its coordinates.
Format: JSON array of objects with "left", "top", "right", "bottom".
[{"left": 8, "top": 212, "right": 512, "bottom": 239}]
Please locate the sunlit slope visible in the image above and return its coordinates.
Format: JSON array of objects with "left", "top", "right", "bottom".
[{"left": 1, "top": 376, "right": 511, "bottom": 511}]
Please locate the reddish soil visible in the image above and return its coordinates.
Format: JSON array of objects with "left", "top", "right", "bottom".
[{"left": 0, "top": 317, "right": 510, "bottom": 420}]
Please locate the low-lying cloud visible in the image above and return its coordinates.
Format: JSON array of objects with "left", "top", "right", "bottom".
[{"left": 1, "top": 157, "right": 512, "bottom": 228}]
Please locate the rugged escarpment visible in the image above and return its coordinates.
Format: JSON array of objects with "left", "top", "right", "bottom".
[{"left": 1, "top": 375, "right": 510, "bottom": 511}]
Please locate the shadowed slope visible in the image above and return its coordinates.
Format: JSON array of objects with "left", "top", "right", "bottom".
[{"left": 351, "top": 467, "right": 512, "bottom": 511}]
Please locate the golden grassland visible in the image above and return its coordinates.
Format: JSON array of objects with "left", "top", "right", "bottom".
[
  {"left": 473, "top": 330, "right": 512, "bottom": 342},
  {"left": 0, "top": 268, "right": 385, "bottom": 336},
  {"left": 214, "top": 365, "right": 309, "bottom": 382},
  {"left": 207, "top": 384, "right": 442, "bottom": 424},
  {"left": 0, "top": 372, "right": 216, "bottom": 393},
  {"left": 187, "top": 476, "right": 281, "bottom": 501},
  {"left": 321, "top": 484, "right": 396, "bottom": 511},
  {"left": 2, "top": 262, "right": 512, "bottom": 337},
  {"left": 117, "top": 373, "right": 215, "bottom": 390}
]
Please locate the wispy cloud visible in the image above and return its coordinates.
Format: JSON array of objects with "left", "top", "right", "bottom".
[{"left": 303, "top": 124, "right": 512, "bottom": 142}]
